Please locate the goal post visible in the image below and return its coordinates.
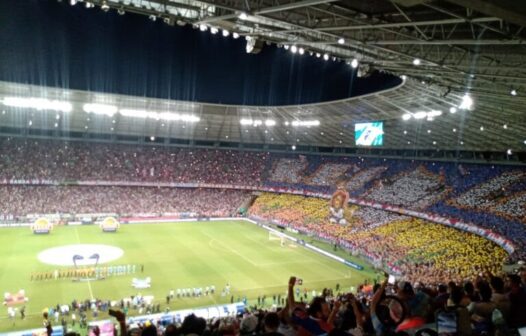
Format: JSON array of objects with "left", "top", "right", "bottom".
[{"left": 268, "top": 231, "right": 286, "bottom": 246}]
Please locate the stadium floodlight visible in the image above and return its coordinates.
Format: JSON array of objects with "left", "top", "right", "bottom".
[
  {"left": 100, "top": 1, "right": 110, "bottom": 11},
  {"left": 449, "top": 107, "right": 457, "bottom": 114},
  {"left": 265, "top": 119, "right": 276, "bottom": 127},
  {"left": 316, "top": 53, "right": 321, "bottom": 58},
  {"left": 298, "top": 48, "right": 304, "bottom": 55},
  {"left": 119, "top": 109, "right": 199, "bottom": 122},
  {"left": 85, "top": 2, "right": 94, "bottom": 8},
  {"left": 337, "top": 38, "right": 345, "bottom": 44},
  {"left": 402, "top": 113, "right": 412, "bottom": 121},
  {"left": 284, "top": 45, "right": 289, "bottom": 50},
  {"left": 427, "top": 110, "right": 442, "bottom": 118},
  {"left": 70, "top": 0, "right": 77, "bottom": 5},
  {"left": 117, "top": 7, "right": 125, "bottom": 15},
  {"left": 459, "top": 94, "right": 473, "bottom": 110},
  {"left": 290, "top": 45, "right": 297, "bottom": 53},
  {"left": 199, "top": 24, "right": 207, "bottom": 32},
  {"left": 413, "top": 58, "right": 421, "bottom": 65},
  {"left": 2, "top": 97, "right": 72, "bottom": 113},
  {"left": 291, "top": 145, "right": 296, "bottom": 150},
  {"left": 238, "top": 12, "right": 248, "bottom": 20},
  {"left": 210, "top": 27, "right": 218, "bottom": 34},
  {"left": 350, "top": 58, "right": 358, "bottom": 69},
  {"left": 232, "top": 32, "right": 240, "bottom": 39},
  {"left": 222, "top": 29, "right": 229, "bottom": 37},
  {"left": 291, "top": 120, "right": 320, "bottom": 127},
  {"left": 507, "top": 149, "right": 512, "bottom": 155},
  {"left": 83, "top": 103, "right": 117, "bottom": 116},
  {"left": 511, "top": 89, "right": 517, "bottom": 96},
  {"left": 240, "top": 118, "right": 253, "bottom": 126},
  {"left": 413, "top": 111, "right": 427, "bottom": 119},
  {"left": 503, "top": 124, "right": 508, "bottom": 129},
  {"left": 323, "top": 54, "right": 329, "bottom": 61}
]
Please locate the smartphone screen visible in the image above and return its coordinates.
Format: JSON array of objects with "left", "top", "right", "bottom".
[{"left": 388, "top": 275, "right": 396, "bottom": 285}]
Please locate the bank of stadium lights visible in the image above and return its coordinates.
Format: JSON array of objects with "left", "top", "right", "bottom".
[
  {"left": 2, "top": 97, "right": 72, "bottom": 113},
  {"left": 239, "top": 119, "right": 276, "bottom": 127},
  {"left": 291, "top": 120, "right": 320, "bottom": 127},
  {"left": 83, "top": 103, "right": 117, "bottom": 117},
  {"left": 402, "top": 110, "right": 442, "bottom": 121},
  {"left": 459, "top": 94, "right": 473, "bottom": 110},
  {"left": 119, "top": 109, "right": 200, "bottom": 122}
]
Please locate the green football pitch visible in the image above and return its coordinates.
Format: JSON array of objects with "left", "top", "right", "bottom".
[{"left": 0, "top": 220, "right": 376, "bottom": 332}]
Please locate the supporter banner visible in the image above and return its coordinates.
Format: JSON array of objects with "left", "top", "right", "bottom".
[{"left": 125, "top": 302, "right": 245, "bottom": 326}]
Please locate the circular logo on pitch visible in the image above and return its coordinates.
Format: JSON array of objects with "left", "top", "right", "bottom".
[{"left": 38, "top": 244, "right": 124, "bottom": 266}]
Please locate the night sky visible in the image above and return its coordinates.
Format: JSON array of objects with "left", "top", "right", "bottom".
[{"left": 0, "top": 0, "right": 401, "bottom": 106}]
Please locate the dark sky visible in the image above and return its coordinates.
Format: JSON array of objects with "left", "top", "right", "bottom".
[{"left": 0, "top": 0, "right": 401, "bottom": 106}]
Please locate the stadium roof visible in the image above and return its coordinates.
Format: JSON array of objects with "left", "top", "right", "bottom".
[
  {"left": 0, "top": 77, "right": 524, "bottom": 153},
  {"left": 0, "top": 0, "right": 525, "bottom": 155}
]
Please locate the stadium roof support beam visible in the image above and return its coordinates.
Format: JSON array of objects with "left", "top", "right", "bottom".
[
  {"left": 196, "top": 0, "right": 339, "bottom": 24},
  {"left": 367, "top": 39, "right": 525, "bottom": 45},
  {"left": 442, "top": 0, "right": 526, "bottom": 27},
  {"left": 275, "top": 17, "right": 501, "bottom": 33}
]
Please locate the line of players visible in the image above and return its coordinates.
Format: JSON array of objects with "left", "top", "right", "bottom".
[
  {"left": 165, "top": 285, "right": 219, "bottom": 303},
  {"left": 30, "top": 264, "right": 143, "bottom": 281}
]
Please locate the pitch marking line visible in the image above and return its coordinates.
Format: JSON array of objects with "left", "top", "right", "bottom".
[
  {"left": 74, "top": 227, "right": 94, "bottom": 300},
  {"left": 205, "top": 235, "right": 260, "bottom": 267}
]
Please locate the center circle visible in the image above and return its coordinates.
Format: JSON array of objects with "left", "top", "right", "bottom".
[{"left": 38, "top": 244, "right": 124, "bottom": 266}]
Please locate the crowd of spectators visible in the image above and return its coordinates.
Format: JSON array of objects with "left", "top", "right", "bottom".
[
  {"left": 307, "top": 164, "right": 355, "bottom": 186},
  {"left": 450, "top": 171, "right": 526, "bottom": 222},
  {"left": 68, "top": 272, "right": 526, "bottom": 336},
  {"left": 268, "top": 158, "right": 308, "bottom": 184},
  {"left": 249, "top": 193, "right": 507, "bottom": 285},
  {"left": 0, "top": 186, "right": 249, "bottom": 218},
  {"left": 0, "top": 138, "right": 268, "bottom": 185},
  {"left": 363, "top": 167, "right": 449, "bottom": 210}
]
